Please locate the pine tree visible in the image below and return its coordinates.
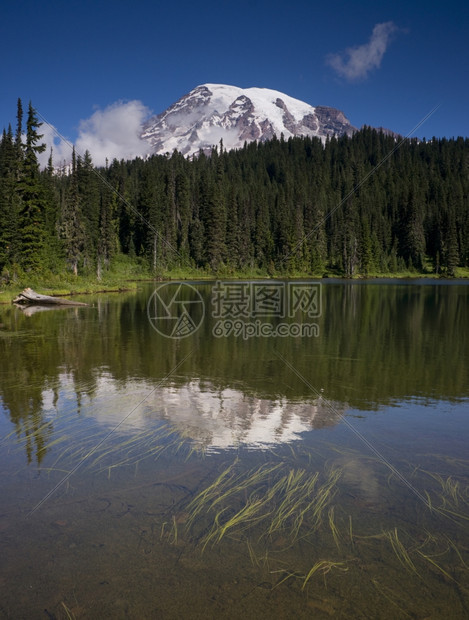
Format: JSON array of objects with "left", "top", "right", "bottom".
[
  {"left": 402, "top": 184, "right": 426, "bottom": 270},
  {"left": 359, "top": 216, "right": 373, "bottom": 275},
  {"left": 77, "top": 150, "right": 100, "bottom": 268},
  {"left": 59, "top": 148, "right": 85, "bottom": 275},
  {"left": 17, "top": 102, "right": 47, "bottom": 271},
  {"left": 441, "top": 202, "right": 460, "bottom": 277},
  {"left": 203, "top": 159, "right": 227, "bottom": 270},
  {"left": 15, "top": 98, "right": 24, "bottom": 167},
  {"left": 341, "top": 196, "right": 359, "bottom": 277},
  {"left": 0, "top": 126, "right": 21, "bottom": 273},
  {"left": 41, "top": 148, "right": 63, "bottom": 270},
  {"left": 175, "top": 169, "right": 191, "bottom": 260},
  {"left": 97, "top": 180, "right": 117, "bottom": 278}
]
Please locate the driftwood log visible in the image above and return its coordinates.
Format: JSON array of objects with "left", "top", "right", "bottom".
[{"left": 12, "top": 287, "right": 88, "bottom": 307}]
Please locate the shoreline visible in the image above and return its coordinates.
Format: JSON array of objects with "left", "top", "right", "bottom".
[{"left": 1, "top": 271, "right": 468, "bottom": 305}]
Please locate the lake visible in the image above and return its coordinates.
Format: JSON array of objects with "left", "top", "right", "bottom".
[{"left": 1, "top": 280, "right": 468, "bottom": 619}]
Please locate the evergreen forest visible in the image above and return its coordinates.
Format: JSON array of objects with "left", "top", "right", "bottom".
[{"left": 1, "top": 99, "right": 468, "bottom": 283}]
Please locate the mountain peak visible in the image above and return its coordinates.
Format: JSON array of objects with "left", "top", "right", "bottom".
[{"left": 141, "top": 84, "right": 356, "bottom": 157}]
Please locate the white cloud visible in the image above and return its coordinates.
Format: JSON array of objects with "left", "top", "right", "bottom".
[
  {"left": 75, "top": 100, "right": 151, "bottom": 167},
  {"left": 37, "top": 100, "right": 152, "bottom": 169},
  {"left": 37, "top": 122, "right": 73, "bottom": 169},
  {"left": 326, "top": 22, "right": 398, "bottom": 82}
]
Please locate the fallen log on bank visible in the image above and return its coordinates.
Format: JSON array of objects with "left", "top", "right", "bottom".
[{"left": 12, "top": 287, "right": 89, "bottom": 306}]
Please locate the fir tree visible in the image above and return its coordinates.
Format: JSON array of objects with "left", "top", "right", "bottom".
[
  {"left": 0, "top": 126, "right": 21, "bottom": 272},
  {"left": 58, "top": 148, "right": 85, "bottom": 275},
  {"left": 17, "top": 102, "right": 47, "bottom": 271},
  {"left": 77, "top": 150, "right": 100, "bottom": 268}
]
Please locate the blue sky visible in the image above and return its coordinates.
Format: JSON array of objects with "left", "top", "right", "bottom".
[{"left": 1, "top": 0, "right": 467, "bottom": 164}]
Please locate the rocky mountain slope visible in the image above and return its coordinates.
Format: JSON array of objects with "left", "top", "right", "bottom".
[{"left": 141, "top": 84, "right": 357, "bottom": 157}]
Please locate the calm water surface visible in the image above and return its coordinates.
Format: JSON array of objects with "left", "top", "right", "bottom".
[{"left": 0, "top": 281, "right": 468, "bottom": 619}]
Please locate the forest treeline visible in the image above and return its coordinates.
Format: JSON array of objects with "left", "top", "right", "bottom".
[{"left": 1, "top": 99, "right": 468, "bottom": 280}]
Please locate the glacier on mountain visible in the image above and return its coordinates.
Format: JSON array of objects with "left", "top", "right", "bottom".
[{"left": 141, "top": 84, "right": 356, "bottom": 157}]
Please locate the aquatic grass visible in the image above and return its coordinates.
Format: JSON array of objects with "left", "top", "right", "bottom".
[
  {"left": 186, "top": 461, "right": 279, "bottom": 526},
  {"left": 411, "top": 533, "right": 469, "bottom": 592},
  {"left": 414, "top": 530, "right": 439, "bottom": 550},
  {"left": 328, "top": 506, "right": 341, "bottom": 550},
  {"left": 424, "top": 490, "right": 433, "bottom": 511},
  {"left": 269, "top": 468, "right": 339, "bottom": 541},
  {"left": 184, "top": 459, "right": 342, "bottom": 551},
  {"left": 202, "top": 497, "right": 266, "bottom": 550},
  {"left": 267, "top": 469, "right": 311, "bottom": 537},
  {"left": 208, "top": 463, "right": 283, "bottom": 512},
  {"left": 309, "top": 468, "right": 341, "bottom": 526},
  {"left": 424, "top": 472, "right": 462, "bottom": 506},
  {"left": 83, "top": 423, "right": 197, "bottom": 474},
  {"left": 421, "top": 454, "right": 469, "bottom": 469},
  {"left": 416, "top": 549, "right": 459, "bottom": 584},
  {"left": 348, "top": 515, "right": 354, "bottom": 548},
  {"left": 170, "top": 515, "right": 178, "bottom": 544},
  {"left": 433, "top": 501, "right": 469, "bottom": 523},
  {"left": 185, "top": 459, "right": 239, "bottom": 528},
  {"left": 441, "top": 478, "right": 463, "bottom": 507},
  {"left": 185, "top": 444, "right": 206, "bottom": 461},
  {"left": 402, "top": 469, "right": 469, "bottom": 524},
  {"left": 350, "top": 526, "right": 466, "bottom": 594},
  {"left": 301, "top": 560, "right": 348, "bottom": 590},
  {"left": 445, "top": 535, "right": 469, "bottom": 570},
  {"left": 38, "top": 466, "right": 76, "bottom": 476},
  {"left": 4, "top": 419, "right": 54, "bottom": 449},
  {"left": 60, "top": 602, "right": 76, "bottom": 620},
  {"left": 383, "top": 528, "right": 419, "bottom": 576},
  {"left": 270, "top": 569, "right": 300, "bottom": 589},
  {"left": 246, "top": 538, "right": 260, "bottom": 567},
  {"left": 269, "top": 552, "right": 347, "bottom": 591},
  {"left": 7, "top": 414, "right": 206, "bottom": 489},
  {"left": 371, "top": 579, "right": 414, "bottom": 619},
  {"left": 160, "top": 515, "right": 180, "bottom": 545},
  {"left": 203, "top": 507, "right": 242, "bottom": 550}
]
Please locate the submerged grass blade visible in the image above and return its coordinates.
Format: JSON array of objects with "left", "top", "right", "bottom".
[
  {"left": 246, "top": 539, "right": 260, "bottom": 567},
  {"left": 445, "top": 535, "right": 469, "bottom": 570},
  {"left": 371, "top": 579, "right": 413, "bottom": 619},
  {"left": 328, "top": 506, "right": 341, "bottom": 550},
  {"left": 416, "top": 549, "right": 464, "bottom": 587},
  {"left": 61, "top": 602, "right": 76, "bottom": 620},
  {"left": 384, "top": 528, "right": 419, "bottom": 576},
  {"left": 270, "top": 569, "right": 300, "bottom": 589},
  {"left": 301, "top": 561, "right": 348, "bottom": 590},
  {"left": 184, "top": 460, "right": 342, "bottom": 550}
]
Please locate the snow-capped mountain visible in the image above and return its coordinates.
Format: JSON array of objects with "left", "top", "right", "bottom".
[{"left": 141, "top": 84, "right": 357, "bottom": 157}]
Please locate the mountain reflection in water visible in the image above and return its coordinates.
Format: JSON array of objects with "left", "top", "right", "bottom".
[{"left": 41, "top": 376, "right": 343, "bottom": 450}]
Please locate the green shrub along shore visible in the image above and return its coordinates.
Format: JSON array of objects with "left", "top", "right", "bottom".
[
  {"left": 1, "top": 253, "right": 468, "bottom": 305},
  {"left": 1, "top": 100, "right": 468, "bottom": 301}
]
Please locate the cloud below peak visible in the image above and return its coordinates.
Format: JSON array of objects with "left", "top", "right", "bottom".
[
  {"left": 75, "top": 100, "right": 151, "bottom": 167},
  {"left": 326, "top": 22, "right": 399, "bottom": 82},
  {"left": 39, "top": 100, "right": 152, "bottom": 169}
]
